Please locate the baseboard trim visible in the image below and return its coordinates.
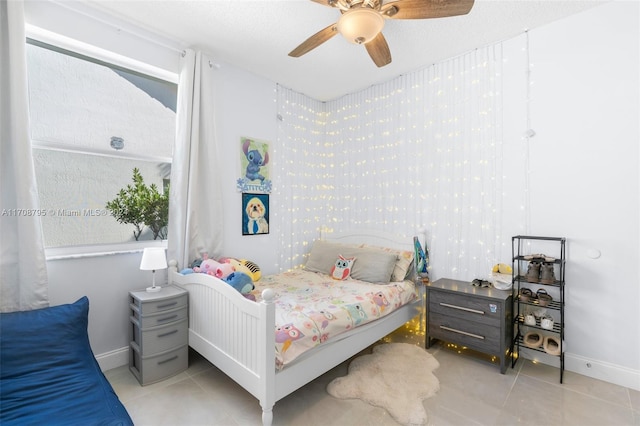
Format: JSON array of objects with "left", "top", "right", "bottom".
[
  {"left": 95, "top": 346, "right": 129, "bottom": 372},
  {"left": 565, "top": 353, "right": 640, "bottom": 392},
  {"left": 519, "top": 350, "right": 640, "bottom": 391}
]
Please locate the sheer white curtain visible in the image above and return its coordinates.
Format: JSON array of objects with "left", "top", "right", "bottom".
[
  {"left": 168, "top": 50, "right": 224, "bottom": 269},
  {"left": 0, "top": 0, "right": 49, "bottom": 311},
  {"left": 273, "top": 88, "right": 328, "bottom": 270},
  {"left": 275, "top": 44, "right": 504, "bottom": 280}
]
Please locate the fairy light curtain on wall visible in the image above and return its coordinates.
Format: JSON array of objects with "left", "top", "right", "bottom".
[{"left": 275, "top": 44, "right": 504, "bottom": 281}]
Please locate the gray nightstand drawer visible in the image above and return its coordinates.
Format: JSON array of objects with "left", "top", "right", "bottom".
[
  {"left": 131, "top": 305, "right": 188, "bottom": 329},
  {"left": 131, "top": 317, "right": 187, "bottom": 354},
  {"left": 429, "top": 290, "right": 502, "bottom": 327},
  {"left": 133, "top": 293, "right": 188, "bottom": 315},
  {"left": 428, "top": 312, "right": 501, "bottom": 354},
  {"left": 130, "top": 344, "right": 188, "bottom": 386}
]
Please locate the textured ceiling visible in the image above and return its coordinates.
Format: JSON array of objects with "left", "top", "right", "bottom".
[{"left": 90, "top": 0, "right": 605, "bottom": 101}]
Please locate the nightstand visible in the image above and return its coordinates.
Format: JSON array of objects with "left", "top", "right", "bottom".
[
  {"left": 128, "top": 285, "right": 188, "bottom": 385},
  {"left": 425, "top": 278, "right": 513, "bottom": 373}
]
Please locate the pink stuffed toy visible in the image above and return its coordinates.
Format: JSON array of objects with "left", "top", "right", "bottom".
[
  {"left": 215, "top": 263, "right": 235, "bottom": 279},
  {"left": 199, "top": 258, "right": 222, "bottom": 276}
]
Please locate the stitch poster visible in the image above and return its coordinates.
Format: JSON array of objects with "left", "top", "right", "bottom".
[{"left": 237, "top": 137, "right": 271, "bottom": 193}]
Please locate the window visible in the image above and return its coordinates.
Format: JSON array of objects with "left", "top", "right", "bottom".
[{"left": 26, "top": 39, "right": 177, "bottom": 248}]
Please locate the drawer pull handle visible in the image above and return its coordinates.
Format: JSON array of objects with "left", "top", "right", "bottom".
[
  {"left": 157, "top": 314, "right": 178, "bottom": 323},
  {"left": 157, "top": 301, "right": 178, "bottom": 309},
  {"left": 157, "top": 355, "right": 178, "bottom": 365},
  {"left": 158, "top": 329, "right": 178, "bottom": 338},
  {"left": 440, "top": 325, "right": 485, "bottom": 340},
  {"left": 439, "top": 302, "right": 485, "bottom": 315}
]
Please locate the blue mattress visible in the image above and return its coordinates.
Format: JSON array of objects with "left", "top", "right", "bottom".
[{"left": 0, "top": 296, "right": 133, "bottom": 425}]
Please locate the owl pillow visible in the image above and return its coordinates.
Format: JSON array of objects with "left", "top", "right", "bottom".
[{"left": 330, "top": 255, "right": 356, "bottom": 280}]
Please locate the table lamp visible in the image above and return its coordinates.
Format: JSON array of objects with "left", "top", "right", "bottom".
[{"left": 140, "top": 247, "right": 167, "bottom": 292}]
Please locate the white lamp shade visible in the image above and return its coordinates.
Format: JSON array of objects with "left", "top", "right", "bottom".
[
  {"left": 140, "top": 247, "right": 168, "bottom": 271},
  {"left": 337, "top": 8, "right": 385, "bottom": 45}
]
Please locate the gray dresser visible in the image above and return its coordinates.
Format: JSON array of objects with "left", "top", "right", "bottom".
[
  {"left": 129, "top": 285, "right": 188, "bottom": 385},
  {"left": 425, "top": 278, "right": 513, "bottom": 373}
]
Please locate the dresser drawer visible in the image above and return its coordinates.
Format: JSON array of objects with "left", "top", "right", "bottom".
[
  {"left": 131, "top": 317, "right": 188, "bottom": 354},
  {"left": 429, "top": 290, "right": 503, "bottom": 327},
  {"left": 428, "top": 312, "right": 501, "bottom": 354},
  {"left": 130, "top": 344, "right": 188, "bottom": 386},
  {"left": 130, "top": 293, "right": 188, "bottom": 315},
  {"left": 131, "top": 305, "right": 188, "bottom": 329}
]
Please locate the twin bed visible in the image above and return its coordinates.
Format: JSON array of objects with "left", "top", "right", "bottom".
[{"left": 169, "top": 229, "right": 423, "bottom": 425}]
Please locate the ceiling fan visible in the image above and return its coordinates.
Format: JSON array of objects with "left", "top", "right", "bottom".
[{"left": 289, "top": 0, "right": 475, "bottom": 67}]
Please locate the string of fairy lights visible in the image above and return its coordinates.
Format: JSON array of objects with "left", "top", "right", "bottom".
[{"left": 273, "top": 43, "right": 506, "bottom": 281}]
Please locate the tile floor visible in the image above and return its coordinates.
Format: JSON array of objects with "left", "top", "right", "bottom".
[{"left": 106, "top": 322, "right": 640, "bottom": 426}]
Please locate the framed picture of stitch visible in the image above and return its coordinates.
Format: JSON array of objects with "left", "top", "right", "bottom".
[{"left": 242, "top": 193, "right": 269, "bottom": 235}]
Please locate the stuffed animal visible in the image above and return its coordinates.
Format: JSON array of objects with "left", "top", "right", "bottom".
[
  {"left": 331, "top": 255, "right": 356, "bottom": 280},
  {"left": 215, "top": 263, "right": 235, "bottom": 279},
  {"left": 224, "top": 272, "right": 255, "bottom": 296},
  {"left": 198, "top": 258, "right": 221, "bottom": 276},
  {"left": 225, "top": 258, "right": 262, "bottom": 281}
]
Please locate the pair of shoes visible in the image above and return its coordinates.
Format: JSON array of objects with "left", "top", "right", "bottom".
[
  {"left": 471, "top": 278, "right": 491, "bottom": 288},
  {"left": 522, "top": 332, "right": 562, "bottom": 355},
  {"left": 525, "top": 262, "right": 556, "bottom": 284},
  {"left": 524, "top": 253, "right": 556, "bottom": 262}
]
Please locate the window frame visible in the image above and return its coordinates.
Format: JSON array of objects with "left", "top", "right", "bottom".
[{"left": 25, "top": 28, "right": 178, "bottom": 260}]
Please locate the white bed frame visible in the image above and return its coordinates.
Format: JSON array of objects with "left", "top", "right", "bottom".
[{"left": 168, "top": 229, "right": 423, "bottom": 426}]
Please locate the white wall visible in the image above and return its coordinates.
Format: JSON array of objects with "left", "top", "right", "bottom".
[
  {"left": 500, "top": 1, "right": 639, "bottom": 388},
  {"left": 24, "top": 1, "right": 639, "bottom": 390},
  {"left": 210, "top": 61, "right": 280, "bottom": 274}
]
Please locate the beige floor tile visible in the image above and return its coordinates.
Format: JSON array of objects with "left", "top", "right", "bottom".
[{"left": 107, "top": 332, "right": 638, "bottom": 426}]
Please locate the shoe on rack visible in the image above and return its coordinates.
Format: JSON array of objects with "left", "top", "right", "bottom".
[
  {"left": 540, "top": 263, "right": 556, "bottom": 284},
  {"left": 525, "top": 262, "right": 541, "bottom": 283},
  {"left": 523, "top": 332, "right": 543, "bottom": 348},
  {"left": 536, "top": 288, "right": 553, "bottom": 306},
  {"left": 524, "top": 253, "right": 556, "bottom": 262},
  {"left": 540, "top": 314, "right": 554, "bottom": 330},
  {"left": 543, "top": 335, "right": 562, "bottom": 356},
  {"left": 519, "top": 287, "right": 535, "bottom": 302}
]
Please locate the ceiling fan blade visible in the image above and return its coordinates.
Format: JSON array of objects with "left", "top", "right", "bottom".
[
  {"left": 288, "top": 23, "right": 339, "bottom": 57},
  {"left": 365, "top": 32, "right": 392, "bottom": 67},
  {"left": 382, "top": 0, "right": 474, "bottom": 19}
]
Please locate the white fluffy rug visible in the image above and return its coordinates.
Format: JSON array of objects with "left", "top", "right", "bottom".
[{"left": 327, "top": 343, "right": 440, "bottom": 425}]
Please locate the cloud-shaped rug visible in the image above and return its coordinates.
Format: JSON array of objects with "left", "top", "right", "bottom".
[{"left": 326, "top": 343, "right": 440, "bottom": 425}]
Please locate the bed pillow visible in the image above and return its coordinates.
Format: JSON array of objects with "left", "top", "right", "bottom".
[
  {"left": 360, "top": 244, "right": 414, "bottom": 281},
  {"left": 305, "top": 240, "right": 398, "bottom": 283}
]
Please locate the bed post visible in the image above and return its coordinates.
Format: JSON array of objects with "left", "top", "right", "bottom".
[{"left": 259, "top": 288, "right": 276, "bottom": 426}]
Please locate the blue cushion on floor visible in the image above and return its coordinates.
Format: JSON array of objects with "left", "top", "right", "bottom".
[{"left": 0, "top": 296, "right": 133, "bottom": 425}]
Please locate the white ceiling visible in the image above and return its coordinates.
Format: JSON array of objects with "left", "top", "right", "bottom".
[{"left": 89, "top": 0, "right": 605, "bottom": 101}]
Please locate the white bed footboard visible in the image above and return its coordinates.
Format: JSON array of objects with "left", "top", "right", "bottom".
[{"left": 168, "top": 261, "right": 277, "bottom": 422}]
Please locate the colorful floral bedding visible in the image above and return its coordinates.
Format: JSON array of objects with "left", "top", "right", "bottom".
[{"left": 251, "top": 269, "right": 417, "bottom": 369}]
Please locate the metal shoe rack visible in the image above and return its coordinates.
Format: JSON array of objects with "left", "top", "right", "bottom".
[{"left": 511, "top": 235, "right": 566, "bottom": 383}]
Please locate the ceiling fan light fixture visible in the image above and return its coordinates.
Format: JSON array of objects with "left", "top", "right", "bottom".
[{"left": 337, "top": 8, "right": 384, "bottom": 45}]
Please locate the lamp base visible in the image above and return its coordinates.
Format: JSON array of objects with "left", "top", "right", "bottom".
[{"left": 146, "top": 285, "right": 162, "bottom": 293}]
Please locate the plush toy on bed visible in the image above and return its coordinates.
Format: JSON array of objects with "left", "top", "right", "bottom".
[
  {"left": 224, "top": 272, "right": 256, "bottom": 301},
  {"left": 221, "top": 258, "right": 262, "bottom": 281},
  {"left": 331, "top": 255, "right": 356, "bottom": 280}
]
